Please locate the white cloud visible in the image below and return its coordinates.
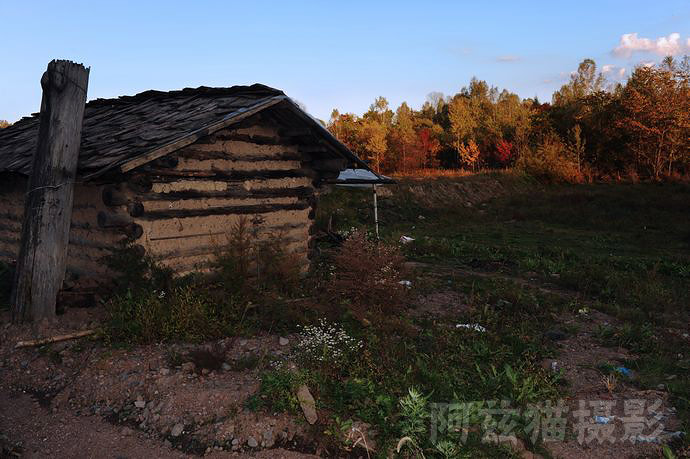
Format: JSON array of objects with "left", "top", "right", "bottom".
[
  {"left": 497, "top": 55, "right": 520, "bottom": 62},
  {"left": 602, "top": 64, "right": 627, "bottom": 79},
  {"left": 613, "top": 32, "right": 689, "bottom": 57}
]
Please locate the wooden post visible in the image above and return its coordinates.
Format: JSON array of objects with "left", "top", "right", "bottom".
[{"left": 11, "top": 60, "right": 89, "bottom": 323}]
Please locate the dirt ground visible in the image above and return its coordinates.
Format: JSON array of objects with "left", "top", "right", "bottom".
[
  {"left": 0, "top": 309, "right": 320, "bottom": 458},
  {"left": 0, "top": 273, "right": 685, "bottom": 458}
]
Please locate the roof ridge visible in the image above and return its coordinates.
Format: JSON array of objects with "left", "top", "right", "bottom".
[{"left": 87, "top": 83, "right": 284, "bottom": 108}]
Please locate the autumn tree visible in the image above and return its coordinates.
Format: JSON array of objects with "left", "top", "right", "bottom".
[
  {"left": 458, "top": 140, "right": 481, "bottom": 170},
  {"left": 448, "top": 95, "right": 476, "bottom": 158},
  {"left": 388, "top": 102, "right": 416, "bottom": 172},
  {"left": 618, "top": 57, "right": 690, "bottom": 178}
]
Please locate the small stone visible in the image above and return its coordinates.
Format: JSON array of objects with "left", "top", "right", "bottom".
[
  {"left": 171, "top": 423, "right": 184, "bottom": 437},
  {"left": 201, "top": 368, "right": 210, "bottom": 376},
  {"left": 181, "top": 362, "right": 196, "bottom": 374},
  {"left": 232, "top": 438, "right": 239, "bottom": 445},
  {"left": 279, "top": 337, "right": 289, "bottom": 346},
  {"left": 159, "top": 368, "right": 170, "bottom": 376},
  {"left": 540, "top": 359, "right": 558, "bottom": 372},
  {"left": 222, "top": 363, "right": 231, "bottom": 371},
  {"left": 239, "top": 339, "right": 247, "bottom": 346},
  {"left": 135, "top": 400, "right": 146, "bottom": 409},
  {"left": 296, "top": 384, "right": 318, "bottom": 425},
  {"left": 247, "top": 436, "right": 258, "bottom": 448},
  {"left": 657, "top": 384, "right": 666, "bottom": 391},
  {"left": 263, "top": 428, "right": 274, "bottom": 447}
]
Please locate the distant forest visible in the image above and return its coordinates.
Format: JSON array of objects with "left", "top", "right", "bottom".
[{"left": 327, "top": 57, "right": 690, "bottom": 181}]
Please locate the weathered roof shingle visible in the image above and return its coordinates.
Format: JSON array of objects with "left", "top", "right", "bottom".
[{"left": 0, "top": 84, "right": 366, "bottom": 179}]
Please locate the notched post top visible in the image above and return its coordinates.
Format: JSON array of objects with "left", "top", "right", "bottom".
[{"left": 41, "top": 60, "right": 90, "bottom": 94}]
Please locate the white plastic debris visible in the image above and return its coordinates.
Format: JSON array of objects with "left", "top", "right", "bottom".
[
  {"left": 399, "top": 236, "right": 415, "bottom": 244},
  {"left": 594, "top": 416, "right": 611, "bottom": 424},
  {"left": 398, "top": 280, "right": 412, "bottom": 288},
  {"left": 456, "top": 323, "right": 487, "bottom": 333}
]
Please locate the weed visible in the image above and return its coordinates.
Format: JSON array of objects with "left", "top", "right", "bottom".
[
  {"left": 398, "top": 387, "right": 430, "bottom": 440},
  {"left": 248, "top": 368, "right": 309, "bottom": 413},
  {"left": 215, "top": 217, "right": 301, "bottom": 297},
  {"left": 292, "top": 319, "right": 363, "bottom": 373},
  {"left": 327, "top": 230, "right": 408, "bottom": 324}
]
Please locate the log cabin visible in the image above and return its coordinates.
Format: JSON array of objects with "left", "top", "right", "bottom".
[{"left": 0, "top": 84, "right": 372, "bottom": 291}]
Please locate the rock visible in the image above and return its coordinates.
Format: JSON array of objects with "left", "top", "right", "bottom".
[
  {"left": 181, "top": 362, "right": 196, "bottom": 374},
  {"left": 296, "top": 384, "right": 318, "bottom": 425},
  {"left": 159, "top": 368, "right": 170, "bottom": 376},
  {"left": 201, "top": 368, "right": 210, "bottom": 376},
  {"left": 232, "top": 438, "right": 239, "bottom": 445},
  {"left": 657, "top": 384, "right": 666, "bottom": 390},
  {"left": 135, "top": 400, "right": 146, "bottom": 409},
  {"left": 279, "top": 337, "right": 289, "bottom": 346},
  {"left": 239, "top": 339, "right": 247, "bottom": 346},
  {"left": 544, "top": 330, "right": 567, "bottom": 341},
  {"left": 247, "top": 436, "right": 258, "bottom": 448},
  {"left": 171, "top": 423, "right": 184, "bottom": 437},
  {"left": 540, "top": 359, "right": 558, "bottom": 372},
  {"left": 222, "top": 363, "right": 231, "bottom": 371},
  {"left": 263, "top": 428, "right": 274, "bottom": 448}
]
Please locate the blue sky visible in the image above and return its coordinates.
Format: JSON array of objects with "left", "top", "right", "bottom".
[{"left": 1, "top": 1, "right": 689, "bottom": 122}]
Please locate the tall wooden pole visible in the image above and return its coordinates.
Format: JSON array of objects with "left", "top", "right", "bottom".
[{"left": 11, "top": 60, "right": 89, "bottom": 323}]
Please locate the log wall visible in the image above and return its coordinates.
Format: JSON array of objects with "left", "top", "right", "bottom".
[
  {"left": 0, "top": 115, "right": 345, "bottom": 283},
  {"left": 0, "top": 174, "right": 124, "bottom": 285},
  {"left": 104, "top": 118, "right": 340, "bottom": 276}
]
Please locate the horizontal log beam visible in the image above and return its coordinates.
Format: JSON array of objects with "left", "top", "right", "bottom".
[
  {"left": 139, "top": 186, "right": 314, "bottom": 202},
  {"left": 141, "top": 168, "right": 319, "bottom": 182},
  {"left": 140, "top": 200, "right": 311, "bottom": 220},
  {"left": 308, "top": 158, "right": 347, "bottom": 172},
  {"left": 177, "top": 148, "right": 306, "bottom": 161}
]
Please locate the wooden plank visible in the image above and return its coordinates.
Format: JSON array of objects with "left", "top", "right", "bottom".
[
  {"left": 140, "top": 200, "right": 311, "bottom": 220},
  {"left": 139, "top": 186, "right": 314, "bottom": 202},
  {"left": 11, "top": 60, "right": 90, "bottom": 323}
]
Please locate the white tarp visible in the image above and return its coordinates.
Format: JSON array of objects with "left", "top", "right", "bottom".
[{"left": 335, "top": 169, "right": 392, "bottom": 187}]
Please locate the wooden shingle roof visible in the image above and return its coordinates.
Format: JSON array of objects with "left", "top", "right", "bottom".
[{"left": 0, "top": 84, "right": 367, "bottom": 179}]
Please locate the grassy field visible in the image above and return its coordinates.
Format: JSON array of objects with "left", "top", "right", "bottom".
[
  {"left": 3, "top": 173, "right": 688, "bottom": 457},
  {"left": 306, "top": 173, "right": 690, "bottom": 456}
]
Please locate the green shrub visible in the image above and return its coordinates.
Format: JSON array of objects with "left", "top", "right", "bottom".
[
  {"left": 248, "top": 368, "right": 309, "bottom": 413},
  {"left": 104, "top": 284, "right": 225, "bottom": 344},
  {"left": 216, "top": 217, "right": 301, "bottom": 297},
  {"left": 517, "top": 132, "right": 582, "bottom": 183}
]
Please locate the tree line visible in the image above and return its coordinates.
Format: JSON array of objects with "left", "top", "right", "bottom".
[{"left": 327, "top": 57, "right": 690, "bottom": 181}]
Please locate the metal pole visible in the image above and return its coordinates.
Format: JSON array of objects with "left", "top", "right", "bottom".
[{"left": 373, "top": 184, "right": 379, "bottom": 239}]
